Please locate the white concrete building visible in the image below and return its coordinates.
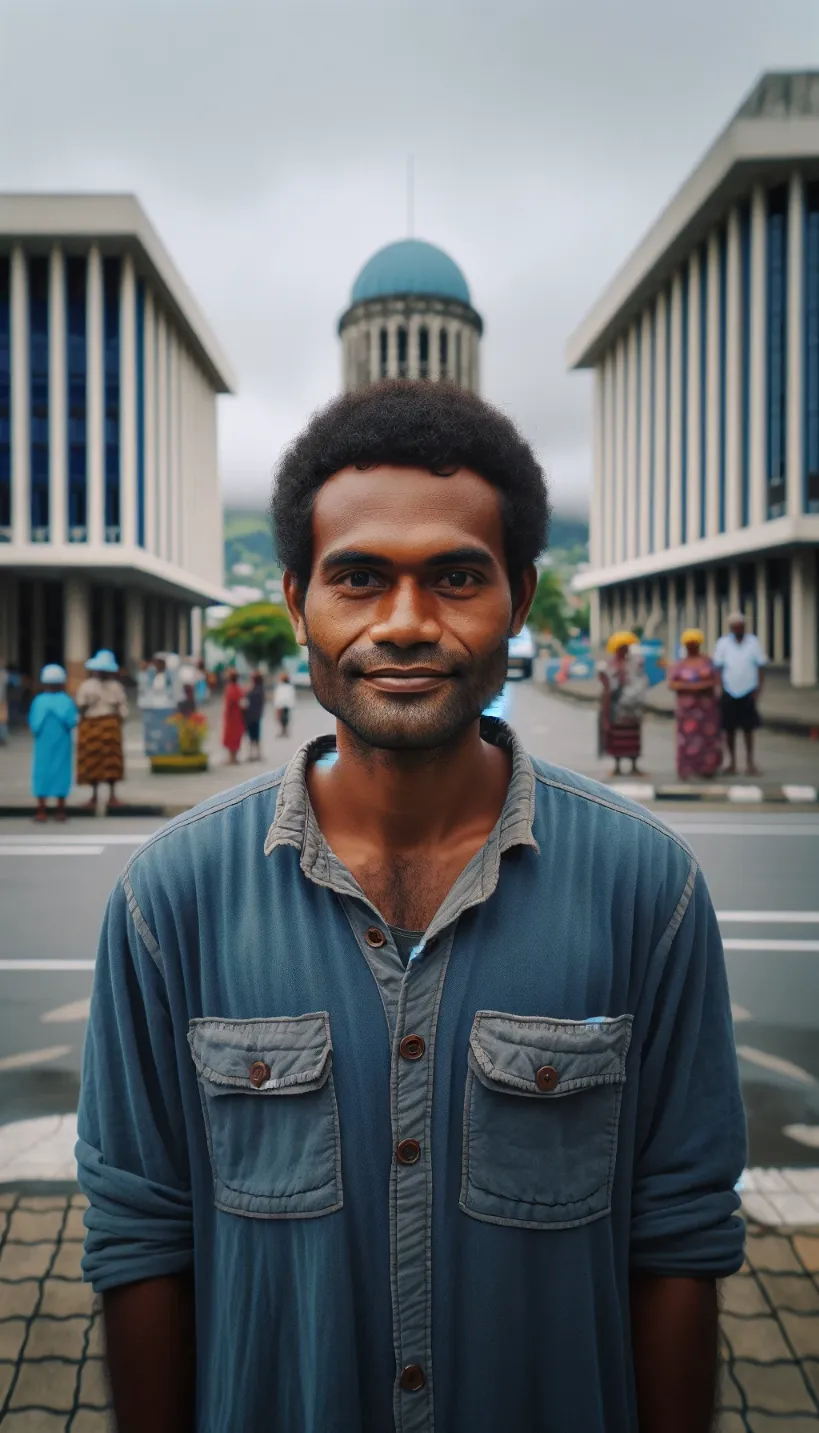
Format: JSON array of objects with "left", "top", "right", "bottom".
[
  {"left": 0, "top": 194, "right": 236, "bottom": 689},
  {"left": 339, "top": 238, "right": 482, "bottom": 392},
  {"left": 568, "top": 72, "right": 819, "bottom": 688}
]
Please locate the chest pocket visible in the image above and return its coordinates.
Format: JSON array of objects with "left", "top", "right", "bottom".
[
  {"left": 460, "top": 1011, "right": 632, "bottom": 1230},
  {"left": 188, "top": 1013, "right": 342, "bottom": 1219}
]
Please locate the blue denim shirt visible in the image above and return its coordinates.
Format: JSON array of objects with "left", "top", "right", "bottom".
[{"left": 77, "top": 719, "right": 746, "bottom": 1433}]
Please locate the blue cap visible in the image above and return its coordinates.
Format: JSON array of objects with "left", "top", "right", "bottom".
[
  {"left": 85, "top": 649, "right": 119, "bottom": 674},
  {"left": 40, "top": 663, "right": 67, "bottom": 685}
]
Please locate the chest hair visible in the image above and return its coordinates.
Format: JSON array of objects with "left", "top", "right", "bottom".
[{"left": 352, "top": 852, "right": 457, "bottom": 931}]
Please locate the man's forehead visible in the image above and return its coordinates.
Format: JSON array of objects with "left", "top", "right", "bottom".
[{"left": 311, "top": 465, "right": 505, "bottom": 548}]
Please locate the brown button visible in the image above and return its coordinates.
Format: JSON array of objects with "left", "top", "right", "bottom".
[
  {"left": 396, "top": 1138, "right": 421, "bottom": 1165},
  {"left": 535, "top": 1065, "right": 559, "bottom": 1093},
  {"left": 249, "top": 1060, "right": 271, "bottom": 1088},
  {"left": 365, "top": 926, "right": 386, "bottom": 948},
  {"left": 399, "top": 1034, "right": 426, "bottom": 1061},
  {"left": 399, "top": 1364, "right": 426, "bottom": 1392}
]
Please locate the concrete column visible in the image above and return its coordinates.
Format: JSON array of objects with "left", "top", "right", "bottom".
[
  {"left": 64, "top": 574, "right": 90, "bottom": 691},
  {"left": 369, "top": 321, "right": 380, "bottom": 383},
  {"left": 705, "top": 231, "right": 721, "bottom": 538},
  {"left": 724, "top": 207, "right": 742, "bottom": 531},
  {"left": 772, "top": 591, "right": 786, "bottom": 663},
  {"left": 668, "top": 272, "right": 684, "bottom": 549},
  {"left": 755, "top": 560, "right": 769, "bottom": 654},
  {"left": 686, "top": 251, "right": 702, "bottom": 544},
  {"left": 387, "top": 318, "right": 399, "bottom": 379},
  {"left": 86, "top": 246, "right": 104, "bottom": 547},
  {"left": 10, "top": 246, "right": 28, "bottom": 546},
  {"left": 125, "top": 587, "right": 143, "bottom": 670},
  {"left": 684, "top": 571, "right": 696, "bottom": 628},
  {"left": 625, "top": 324, "right": 638, "bottom": 560},
  {"left": 705, "top": 569, "right": 719, "bottom": 653},
  {"left": 169, "top": 332, "right": 180, "bottom": 565},
  {"left": 613, "top": 337, "right": 625, "bottom": 565},
  {"left": 48, "top": 246, "right": 67, "bottom": 547},
  {"left": 666, "top": 577, "right": 679, "bottom": 661},
  {"left": 472, "top": 327, "right": 481, "bottom": 394},
  {"left": 791, "top": 552, "right": 818, "bottom": 686},
  {"left": 406, "top": 315, "right": 419, "bottom": 380},
  {"left": 591, "top": 365, "right": 604, "bottom": 569},
  {"left": 143, "top": 291, "right": 156, "bottom": 554},
  {"left": 787, "top": 173, "right": 805, "bottom": 518},
  {"left": 603, "top": 352, "right": 616, "bottom": 567},
  {"left": 728, "top": 564, "right": 741, "bottom": 618},
  {"left": 191, "top": 606, "right": 203, "bottom": 659},
  {"left": 639, "top": 310, "right": 652, "bottom": 556},
  {"left": 156, "top": 310, "right": 169, "bottom": 560},
  {"left": 636, "top": 580, "right": 649, "bottom": 630},
  {"left": 178, "top": 605, "right": 190, "bottom": 657},
  {"left": 644, "top": 579, "right": 662, "bottom": 639},
  {"left": 611, "top": 588, "right": 622, "bottom": 629},
  {"left": 749, "top": 185, "right": 767, "bottom": 528},
  {"left": 120, "top": 254, "right": 137, "bottom": 548},
  {"left": 653, "top": 291, "right": 668, "bottom": 553},
  {"left": 428, "top": 318, "right": 441, "bottom": 381}
]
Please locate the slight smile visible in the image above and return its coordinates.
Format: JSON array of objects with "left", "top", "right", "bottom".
[{"left": 361, "top": 668, "right": 454, "bottom": 693}]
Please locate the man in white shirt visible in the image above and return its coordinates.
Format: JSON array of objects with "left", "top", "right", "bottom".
[{"left": 712, "top": 613, "right": 768, "bottom": 776}]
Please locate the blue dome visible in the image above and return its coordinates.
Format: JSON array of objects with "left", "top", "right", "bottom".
[{"left": 351, "top": 239, "right": 471, "bottom": 306}]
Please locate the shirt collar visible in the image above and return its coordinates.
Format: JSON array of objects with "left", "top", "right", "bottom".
[{"left": 263, "top": 716, "right": 539, "bottom": 876}]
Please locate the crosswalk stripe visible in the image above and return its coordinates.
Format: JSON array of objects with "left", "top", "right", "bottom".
[
  {"left": 723, "top": 938, "right": 819, "bottom": 952},
  {"left": 0, "top": 960, "right": 96, "bottom": 971},
  {"left": 717, "top": 911, "right": 819, "bottom": 923}
]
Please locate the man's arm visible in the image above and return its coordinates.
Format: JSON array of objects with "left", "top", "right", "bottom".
[
  {"left": 103, "top": 1273, "right": 196, "bottom": 1433},
  {"left": 630, "top": 1273, "right": 719, "bottom": 1433}
]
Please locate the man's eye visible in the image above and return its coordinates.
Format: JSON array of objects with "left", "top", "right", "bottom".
[
  {"left": 344, "top": 571, "right": 379, "bottom": 589},
  {"left": 439, "top": 571, "right": 476, "bottom": 590}
]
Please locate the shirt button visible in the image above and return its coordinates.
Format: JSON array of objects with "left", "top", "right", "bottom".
[
  {"left": 396, "top": 1138, "right": 421, "bottom": 1165},
  {"left": 365, "top": 926, "right": 386, "bottom": 948},
  {"left": 249, "top": 1061, "right": 271, "bottom": 1088},
  {"left": 399, "top": 1034, "right": 426, "bottom": 1061},
  {"left": 535, "top": 1065, "right": 559, "bottom": 1093},
  {"left": 399, "top": 1364, "right": 426, "bottom": 1392}
]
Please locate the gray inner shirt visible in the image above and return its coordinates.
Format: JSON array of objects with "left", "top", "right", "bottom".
[{"left": 390, "top": 927, "right": 423, "bottom": 968}]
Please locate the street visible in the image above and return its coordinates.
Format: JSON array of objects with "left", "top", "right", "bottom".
[{"left": 1, "top": 680, "right": 818, "bottom": 1185}]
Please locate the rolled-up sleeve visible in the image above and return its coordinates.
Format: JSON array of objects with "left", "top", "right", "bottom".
[
  {"left": 630, "top": 863, "right": 747, "bottom": 1277},
  {"left": 76, "top": 878, "right": 193, "bottom": 1292}
]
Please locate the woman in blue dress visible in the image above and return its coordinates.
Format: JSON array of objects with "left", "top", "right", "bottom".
[{"left": 29, "top": 664, "right": 79, "bottom": 822}]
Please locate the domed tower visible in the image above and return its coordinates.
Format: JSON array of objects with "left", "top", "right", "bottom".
[{"left": 339, "top": 238, "right": 483, "bottom": 393}]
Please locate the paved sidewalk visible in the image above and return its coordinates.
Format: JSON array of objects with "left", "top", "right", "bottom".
[{"left": 0, "top": 1191, "right": 817, "bottom": 1429}]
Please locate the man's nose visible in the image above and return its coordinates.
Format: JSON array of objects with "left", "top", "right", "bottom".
[{"left": 369, "top": 578, "right": 443, "bottom": 648}]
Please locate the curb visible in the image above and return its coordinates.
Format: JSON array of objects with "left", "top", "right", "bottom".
[{"left": 608, "top": 783, "right": 818, "bottom": 805}]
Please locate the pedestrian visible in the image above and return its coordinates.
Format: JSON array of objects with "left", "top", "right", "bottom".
[
  {"left": 221, "top": 667, "right": 245, "bottom": 765},
  {"left": 195, "top": 659, "right": 209, "bottom": 706},
  {"left": 243, "top": 671, "right": 266, "bottom": 760},
  {"left": 713, "top": 612, "right": 767, "bottom": 776},
  {"left": 667, "top": 628, "right": 723, "bottom": 781},
  {"left": 273, "top": 669, "right": 296, "bottom": 737},
  {"left": 136, "top": 660, "right": 156, "bottom": 710},
  {"left": 597, "top": 630, "right": 649, "bottom": 776},
  {"left": 77, "top": 382, "right": 745, "bottom": 1433},
  {"left": 76, "top": 649, "right": 129, "bottom": 811},
  {"left": 28, "top": 664, "right": 78, "bottom": 822}
]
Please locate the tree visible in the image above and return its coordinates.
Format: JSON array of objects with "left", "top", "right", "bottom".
[
  {"left": 208, "top": 603, "right": 297, "bottom": 668},
  {"left": 527, "top": 570, "right": 570, "bottom": 644}
]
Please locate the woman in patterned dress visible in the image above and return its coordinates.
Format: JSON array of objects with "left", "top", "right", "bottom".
[
  {"left": 597, "top": 631, "right": 649, "bottom": 776},
  {"left": 76, "top": 649, "right": 129, "bottom": 810},
  {"left": 667, "top": 629, "right": 722, "bottom": 781}
]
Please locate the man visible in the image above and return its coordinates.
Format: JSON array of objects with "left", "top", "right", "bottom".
[
  {"left": 713, "top": 611, "right": 768, "bottom": 776},
  {"left": 273, "top": 668, "right": 296, "bottom": 736},
  {"left": 77, "top": 383, "right": 746, "bottom": 1433}
]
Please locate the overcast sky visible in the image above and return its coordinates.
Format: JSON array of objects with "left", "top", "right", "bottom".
[{"left": 2, "top": 0, "right": 818, "bottom": 516}]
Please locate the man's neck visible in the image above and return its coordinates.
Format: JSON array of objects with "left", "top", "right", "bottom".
[{"left": 306, "top": 718, "right": 512, "bottom": 854}]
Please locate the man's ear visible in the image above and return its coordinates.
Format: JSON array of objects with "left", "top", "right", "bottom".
[
  {"left": 510, "top": 563, "right": 538, "bottom": 636},
  {"left": 282, "top": 571, "right": 308, "bottom": 647}
]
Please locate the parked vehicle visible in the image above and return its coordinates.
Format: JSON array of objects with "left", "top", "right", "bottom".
[
  {"left": 285, "top": 654, "right": 312, "bottom": 689},
  {"left": 507, "top": 625, "right": 536, "bottom": 679}
]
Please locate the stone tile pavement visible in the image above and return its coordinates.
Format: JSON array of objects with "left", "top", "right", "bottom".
[{"left": 0, "top": 1191, "right": 818, "bottom": 1429}]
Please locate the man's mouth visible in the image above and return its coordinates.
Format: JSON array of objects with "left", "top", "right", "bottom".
[{"left": 360, "top": 667, "right": 454, "bottom": 693}]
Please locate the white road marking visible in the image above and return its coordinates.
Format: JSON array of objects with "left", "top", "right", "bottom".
[
  {"left": 609, "top": 783, "right": 656, "bottom": 802},
  {"left": 727, "top": 785, "right": 765, "bottom": 803},
  {"left": 670, "top": 823, "right": 819, "bottom": 836},
  {"left": 0, "top": 845, "right": 105, "bottom": 857},
  {"left": 0, "top": 960, "right": 96, "bottom": 971},
  {"left": 718, "top": 912, "right": 819, "bottom": 923},
  {"left": 783, "top": 785, "right": 819, "bottom": 803},
  {"left": 40, "top": 998, "right": 91, "bottom": 1024},
  {"left": 0, "top": 834, "right": 148, "bottom": 847},
  {"left": 731, "top": 1004, "right": 753, "bottom": 1022},
  {"left": 723, "top": 938, "right": 819, "bottom": 952},
  {"left": 0, "top": 1045, "right": 72, "bottom": 1071},
  {"left": 783, "top": 1126, "right": 819, "bottom": 1150},
  {"left": 736, "top": 1045, "right": 816, "bottom": 1085}
]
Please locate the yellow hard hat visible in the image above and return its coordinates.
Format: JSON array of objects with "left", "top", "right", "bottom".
[
  {"left": 606, "top": 630, "right": 639, "bottom": 654},
  {"left": 681, "top": 628, "right": 705, "bottom": 648}
]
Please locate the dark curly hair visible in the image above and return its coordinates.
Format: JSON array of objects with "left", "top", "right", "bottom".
[{"left": 270, "top": 381, "right": 550, "bottom": 591}]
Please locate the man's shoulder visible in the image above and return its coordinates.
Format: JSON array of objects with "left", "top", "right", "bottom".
[{"left": 528, "top": 757, "right": 695, "bottom": 864}]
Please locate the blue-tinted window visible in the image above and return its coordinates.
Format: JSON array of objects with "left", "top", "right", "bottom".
[
  {"left": 718, "top": 227, "right": 727, "bottom": 533},
  {"left": 103, "top": 257, "right": 121, "bottom": 541},
  {"left": 0, "top": 258, "right": 9, "bottom": 540},
  {"left": 648, "top": 307, "right": 655, "bottom": 553},
  {"left": 766, "top": 186, "right": 788, "bottom": 518},
  {"left": 635, "top": 324, "right": 642, "bottom": 555},
  {"left": 66, "top": 256, "right": 87, "bottom": 541},
  {"left": 681, "top": 270, "right": 689, "bottom": 541},
  {"left": 664, "top": 291, "right": 671, "bottom": 549},
  {"left": 621, "top": 342, "right": 627, "bottom": 559},
  {"left": 740, "top": 204, "right": 752, "bottom": 525},
  {"left": 28, "top": 257, "right": 49, "bottom": 541},
  {"left": 136, "top": 280, "right": 145, "bottom": 544},
  {"left": 699, "top": 245, "right": 708, "bottom": 537},
  {"left": 804, "top": 182, "right": 819, "bottom": 513}
]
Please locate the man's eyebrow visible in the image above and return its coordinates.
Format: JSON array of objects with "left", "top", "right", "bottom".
[{"left": 319, "top": 545, "right": 495, "bottom": 573}]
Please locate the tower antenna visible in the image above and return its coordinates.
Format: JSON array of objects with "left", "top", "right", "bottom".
[{"left": 407, "top": 154, "right": 414, "bottom": 237}]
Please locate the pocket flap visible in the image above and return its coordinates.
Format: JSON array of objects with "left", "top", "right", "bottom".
[
  {"left": 188, "top": 1012, "right": 332, "bottom": 1093},
  {"left": 468, "top": 1011, "right": 632, "bottom": 1097}
]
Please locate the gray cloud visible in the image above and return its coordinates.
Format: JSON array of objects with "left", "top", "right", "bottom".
[{"left": 2, "top": 0, "right": 817, "bottom": 516}]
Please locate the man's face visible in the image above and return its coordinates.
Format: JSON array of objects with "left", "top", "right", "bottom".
[
  {"left": 283, "top": 465, "right": 535, "bottom": 751},
  {"left": 731, "top": 620, "right": 746, "bottom": 642}
]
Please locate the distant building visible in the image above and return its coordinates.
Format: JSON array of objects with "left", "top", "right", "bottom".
[
  {"left": 0, "top": 194, "right": 236, "bottom": 688},
  {"left": 568, "top": 72, "right": 819, "bottom": 687},
  {"left": 339, "top": 238, "right": 482, "bottom": 392}
]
